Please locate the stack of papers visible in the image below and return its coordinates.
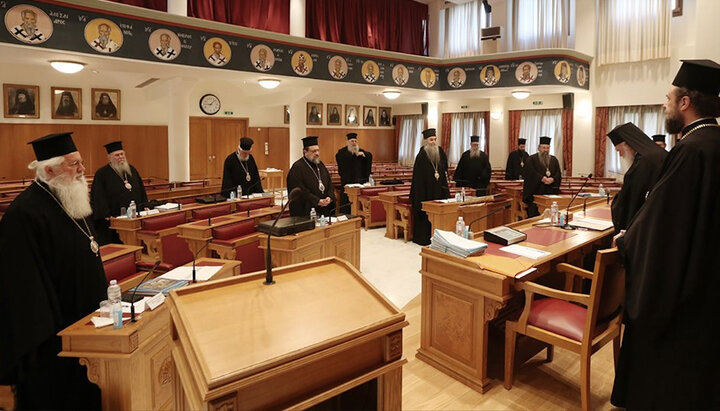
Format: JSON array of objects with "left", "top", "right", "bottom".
[
  {"left": 430, "top": 229, "right": 487, "bottom": 258},
  {"left": 155, "top": 202, "right": 180, "bottom": 211},
  {"left": 159, "top": 266, "right": 222, "bottom": 282},
  {"left": 570, "top": 217, "right": 613, "bottom": 231}
]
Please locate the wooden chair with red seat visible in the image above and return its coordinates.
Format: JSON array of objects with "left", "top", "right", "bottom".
[
  {"left": 357, "top": 186, "right": 390, "bottom": 230},
  {"left": 504, "top": 248, "right": 624, "bottom": 411},
  {"left": 235, "top": 197, "right": 273, "bottom": 214},
  {"left": 190, "top": 203, "right": 232, "bottom": 221},
  {"left": 393, "top": 195, "right": 413, "bottom": 242},
  {"left": 208, "top": 219, "right": 265, "bottom": 274},
  {"left": 135, "top": 212, "right": 194, "bottom": 269},
  {"left": 100, "top": 244, "right": 167, "bottom": 291}
]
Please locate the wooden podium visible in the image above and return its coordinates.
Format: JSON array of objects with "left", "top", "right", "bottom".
[{"left": 168, "top": 258, "right": 408, "bottom": 410}]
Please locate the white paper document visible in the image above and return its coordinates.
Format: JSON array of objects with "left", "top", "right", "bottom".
[
  {"left": 159, "top": 266, "right": 222, "bottom": 282},
  {"left": 570, "top": 217, "right": 614, "bottom": 231},
  {"left": 500, "top": 244, "right": 551, "bottom": 260}
]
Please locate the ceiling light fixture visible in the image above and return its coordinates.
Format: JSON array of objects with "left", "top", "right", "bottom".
[
  {"left": 511, "top": 90, "right": 530, "bottom": 100},
  {"left": 258, "top": 78, "right": 281, "bottom": 89},
  {"left": 382, "top": 90, "right": 401, "bottom": 100},
  {"left": 50, "top": 60, "right": 85, "bottom": 74}
]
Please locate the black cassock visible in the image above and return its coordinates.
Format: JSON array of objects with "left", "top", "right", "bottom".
[
  {"left": 90, "top": 163, "right": 148, "bottom": 245},
  {"left": 453, "top": 150, "right": 491, "bottom": 195},
  {"left": 287, "top": 157, "right": 336, "bottom": 218},
  {"left": 335, "top": 147, "right": 373, "bottom": 214},
  {"left": 610, "top": 151, "right": 665, "bottom": 233},
  {"left": 410, "top": 147, "right": 450, "bottom": 246},
  {"left": 522, "top": 153, "right": 561, "bottom": 218},
  {"left": 505, "top": 149, "right": 529, "bottom": 180},
  {"left": 0, "top": 182, "right": 107, "bottom": 410},
  {"left": 221, "top": 153, "right": 264, "bottom": 198},
  {"left": 612, "top": 119, "right": 720, "bottom": 410}
]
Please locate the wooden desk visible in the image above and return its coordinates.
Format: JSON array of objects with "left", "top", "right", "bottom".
[
  {"left": 416, "top": 203, "right": 614, "bottom": 393},
  {"left": 168, "top": 258, "right": 408, "bottom": 410},
  {"left": 534, "top": 194, "right": 609, "bottom": 215},
  {"left": 259, "top": 217, "right": 361, "bottom": 269},
  {"left": 344, "top": 186, "right": 364, "bottom": 215},
  {"left": 378, "top": 191, "right": 408, "bottom": 239},
  {"left": 259, "top": 169, "right": 284, "bottom": 191},
  {"left": 58, "top": 258, "right": 241, "bottom": 411},
  {"left": 145, "top": 184, "right": 220, "bottom": 202},
  {"left": 421, "top": 196, "right": 507, "bottom": 234},
  {"left": 176, "top": 206, "right": 281, "bottom": 256}
]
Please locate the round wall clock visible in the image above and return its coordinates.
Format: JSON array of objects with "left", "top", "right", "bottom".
[{"left": 199, "top": 93, "right": 220, "bottom": 115}]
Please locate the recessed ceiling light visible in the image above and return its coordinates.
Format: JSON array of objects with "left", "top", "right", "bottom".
[{"left": 50, "top": 61, "right": 85, "bottom": 74}]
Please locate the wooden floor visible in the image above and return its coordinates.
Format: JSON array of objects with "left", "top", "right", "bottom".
[{"left": 401, "top": 295, "right": 621, "bottom": 410}]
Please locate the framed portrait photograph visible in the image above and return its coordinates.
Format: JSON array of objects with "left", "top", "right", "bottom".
[
  {"left": 283, "top": 105, "right": 289, "bottom": 124},
  {"left": 91, "top": 88, "right": 120, "bottom": 120},
  {"left": 327, "top": 103, "right": 342, "bottom": 126},
  {"left": 363, "top": 105, "right": 377, "bottom": 127},
  {"left": 306, "top": 102, "right": 322, "bottom": 125},
  {"left": 378, "top": 107, "right": 392, "bottom": 127},
  {"left": 345, "top": 104, "right": 360, "bottom": 126},
  {"left": 51, "top": 87, "right": 82, "bottom": 120},
  {"left": 3, "top": 83, "right": 39, "bottom": 118}
]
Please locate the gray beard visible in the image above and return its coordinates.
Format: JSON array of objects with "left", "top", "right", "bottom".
[
  {"left": 539, "top": 152, "right": 551, "bottom": 168},
  {"left": 110, "top": 161, "right": 132, "bottom": 177},
  {"left": 469, "top": 147, "right": 481, "bottom": 158},
  {"left": 305, "top": 155, "right": 320, "bottom": 165},
  {"left": 23, "top": 23, "right": 36, "bottom": 33},
  {"left": 48, "top": 175, "right": 92, "bottom": 219},
  {"left": 347, "top": 144, "right": 359, "bottom": 155},
  {"left": 424, "top": 144, "right": 440, "bottom": 166},
  {"left": 620, "top": 153, "right": 635, "bottom": 174},
  {"left": 99, "top": 35, "right": 109, "bottom": 46},
  {"left": 237, "top": 152, "right": 249, "bottom": 162}
]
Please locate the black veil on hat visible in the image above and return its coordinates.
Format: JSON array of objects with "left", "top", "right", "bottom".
[
  {"left": 672, "top": 59, "right": 720, "bottom": 96},
  {"left": 539, "top": 136, "right": 551, "bottom": 145},
  {"left": 422, "top": 128, "right": 436, "bottom": 139},
  {"left": 104, "top": 141, "right": 123, "bottom": 154},
  {"left": 302, "top": 136, "right": 319, "bottom": 148},
  {"left": 607, "top": 122, "right": 666, "bottom": 157},
  {"left": 239, "top": 137, "right": 254, "bottom": 150},
  {"left": 28, "top": 132, "right": 77, "bottom": 161}
]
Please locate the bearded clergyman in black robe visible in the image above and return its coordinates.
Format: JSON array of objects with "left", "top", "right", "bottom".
[
  {"left": 611, "top": 60, "right": 720, "bottom": 410},
  {"left": 221, "top": 137, "right": 264, "bottom": 198},
  {"left": 335, "top": 132, "right": 373, "bottom": 214},
  {"left": 0, "top": 132, "right": 106, "bottom": 410},
  {"left": 606, "top": 122, "right": 666, "bottom": 234},
  {"left": 522, "top": 136, "right": 561, "bottom": 218},
  {"left": 453, "top": 135, "right": 491, "bottom": 195},
  {"left": 287, "top": 136, "right": 335, "bottom": 218},
  {"left": 505, "top": 138, "right": 529, "bottom": 180},
  {"left": 90, "top": 141, "right": 148, "bottom": 245},
  {"left": 410, "top": 128, "right": 450, "bottom": 245}
]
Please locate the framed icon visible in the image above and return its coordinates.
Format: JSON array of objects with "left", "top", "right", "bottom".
[
  {"left": 91, "top": 88, "right": 120, "bottom": 120},
  {"left": 283, "top": 105, "right": 290, "bottom": 124},
  {"left": 345, "top": 104, "right": 360, "bottom": 126},
  {"left": 307, "top": 102, "right": 322, "bottom": 125},
  {"left": 378, "top": 107, "right": 392, "bottom": 127},
  {"left": 363, "top": 106, "right": 377, "bottom": 127},
  {"left": 327, "top": 104, "right": 342, "bottom": 125},
  {"left": 3, "top": 83, "right": 39, "bottom": 118},
  {"left": 51, "top": 87, "right": 81, "bottom": 120}
]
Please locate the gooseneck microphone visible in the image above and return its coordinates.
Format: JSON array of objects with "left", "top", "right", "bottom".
[
  {"left": 192, "top": 239, "right": 212, "bottom": 283},
  {"left": 264, "top": 188, "right": 302, "bottom": 285},
  {"left": 562, "top": 173, "right": 593, "bottom": 230},
  {"left": 130, "top": 260, "right": 161, "bottom": 323},
  {"left": 467, "top": 203, "right": 511, "bottom": 228}
]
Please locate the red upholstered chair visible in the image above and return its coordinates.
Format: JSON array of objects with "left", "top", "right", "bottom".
[
  {"left": 190, "top": 203, "right": 232, "bottom": 221},
  {"left": 136, "top": 212, "right": 193, "bottom": 269},
  {"left": 504, "top": 248, "right": 624, "bottom": 411},
  {"left": 208, "top": 219, "right": 265, "bottom": 273},
  {"left": 235, "top": 197, "right": 273, "bottom": 213},
  {"left": 357, "top": 187, "right": 390, "bottom": 230},
  {"left": 393, "top": 195, "right": 413, "bottom": 242}
]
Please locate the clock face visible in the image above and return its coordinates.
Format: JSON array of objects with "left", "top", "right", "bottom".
[{"left": 200, "top": 94, "right": 220, "bottom": 115}]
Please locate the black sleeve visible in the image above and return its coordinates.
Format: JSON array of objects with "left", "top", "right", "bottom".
[
  {"left": 220, "top": 155, "right": 235, "bottom": 197},
  {"left": 90, "top": 170, "right": 111, "bottom": 222}
]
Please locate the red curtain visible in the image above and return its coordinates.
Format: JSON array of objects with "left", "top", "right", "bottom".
[
  {"left": 482, "top": 111, "right": 490, "bottom": 157},
  {"left": 394, "top": 115, "right": 403, "bottom": 160},
  {"left": 594, "top": 107, "right": 609, "bottom": 177},
  {"left": 508, "top": 110, "right": 523, "bottom": 151},
  {"left": 188, "top": 0, "right": 290, "bottom": 34},
  {"left": 306, "top": 0, "right": 428, "bottom": 56},
  {"left": 440, "top": 113, "right": 452, "bottom": 154},
  {"left": 108, "top": 0, "right": 167, "bottom": 11},
  {"left": 561, "top": 108, "right": 573, "bottom": 175}
]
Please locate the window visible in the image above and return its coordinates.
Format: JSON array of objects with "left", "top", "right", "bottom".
[
  {"left": 447, "top": 112, "right": 486, "bottom": 164},
  {"left": 518, "top": 108, "right": 563, "bottom": 165},
  {"left": 398, "top": 115, "right": 426, "bottom": 166},
  {"left": 604, "top": 105, "right": 665, "bottom": 176},
  {"left": 444, "top": 0, "right": 489, "bottom": 58},
  {"left": 512, "top": 0, "right": 569, "bottom": 51}
]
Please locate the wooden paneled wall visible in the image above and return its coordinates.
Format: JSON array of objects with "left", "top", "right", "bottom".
[
  {"left": 306, "top": 127, "right": 397, "bottom": 164},
  {"left": 0, "top": 123, "right": 168, "bottom": 181},
  {"left": 246, "top": 126, "right": 290, "bottom": 179}
]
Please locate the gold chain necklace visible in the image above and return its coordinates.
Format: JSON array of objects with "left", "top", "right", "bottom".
[
  {"left": 680, "top": 123, "right": 720, "bottom": 140},
  {"left": 35, "top": 180, "right": 99, "bottom": 256},
  {"left": 111, "top": 165, "right": 132, "bottom": 190},
  {"left": 236, "top": 151, "right": 251, "bottom": 182}
]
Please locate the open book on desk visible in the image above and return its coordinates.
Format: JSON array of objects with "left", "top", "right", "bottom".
[{"left": 570, "top": 217, "right": 613, "bottom": 231}]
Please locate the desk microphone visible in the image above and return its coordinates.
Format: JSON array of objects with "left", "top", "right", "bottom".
[
  {"left": 129, "top": 260, "right": 161, "bottom": 323},
  {"left": 467, "top": 203, "right": 511, "bottom": 228},
  {"left": 561, "top": 173, "right": 592, "bottom": 230},
  {"left": 192, "top": 239, "right": 212, "bottom": 284},
  {"left": 265, "top": 187, "right": 302, "bottom": 285}
]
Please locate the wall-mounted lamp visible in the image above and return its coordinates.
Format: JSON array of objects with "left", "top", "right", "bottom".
[
  {"left": 577, "top": 101, "right": 592, "bottom": 118},
  {"left": 258, "top": 79, "right": 281, "bottom": 89},
  {"left": 50, "top": 61, "right": 85, "bottom": 74},
  {"left": 490, "top": 111, "right": 502, "bottom": 120}
]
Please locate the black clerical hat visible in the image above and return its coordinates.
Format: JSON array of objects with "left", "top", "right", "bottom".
[
  {"left": 240, "top": 137, "right": 253, "bottom": 150},
  {"left": 607, "top": 122, "right": 663, "bottom": 157},
  {"left": 470, "top": 135, "right": 480, "bottom": 143},
  {"left": 422, "top": 128, "right": 436, "bottom": 139},
  {"left": 346, "top": 133, "right": 358, "bottom": 140},
  {"left": 652, "top": 134, "right": 666, "bottom": 142},
  {"left": 539, "top": 136, "right": 551, "bottom": 145},
  {"left": 518, "top": 138, "right": 527, "bottom": 145},
  {"left": 302, "top": 136, "right": 319, "bottom": 148},
  {"left": 104, "top": 140, "right": 123, "bottom": 154},
  {"left": 672, "top": 59, "right": 720, "bottom": 96},
  {"left": 28, "top": 132, "right": 77, "bottom": 161}
]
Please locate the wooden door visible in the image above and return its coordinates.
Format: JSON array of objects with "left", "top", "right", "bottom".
[
  {"left": 189, "top": 117, "right": 248, "bottom": 179},
  {"left": 189, "top": 117, "right": 211, "bottom": 180}
]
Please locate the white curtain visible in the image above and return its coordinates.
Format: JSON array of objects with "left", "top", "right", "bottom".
[
  {"left": 444, "top": 0, "right": 488, "bottom": 58},
  {"left": 519, "top": 109, "right": 563, "bottom": 167},
  {"left": 398, "top": 115, "right": 426, "bottom": 166},
  {"left": 597, "top": 0, "right": 671, "bottom": 65},
  {"left": 448, "top": 112, "right": 486, "bottom": 165},
  {"left": 605, "top": 105, "right": 665, "bottom": 177},
  {"left": 512, "top": 0, "right": 569, "bottom": 51}
]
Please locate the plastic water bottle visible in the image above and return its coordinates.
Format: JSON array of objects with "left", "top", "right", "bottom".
[
  {"left": 107, "top": 280, "right": 123, "bottom": 329},
  {"left": 128, "top": 201, "right": 137, "bottom": 218},
  {"left": 368, "top": 175, "right": 375, "bottom": 186},
  {"left": 455, "top": 216, "right": 465, "bottom": 237},
  {"left": 229, "top": 190, "right": 236, "bottom": 200},
  {"left": 319, "top": 215, "right": 327, "bottom": 226},
  {"left": 550, "top": 201, "right": 559, "bottom": 226},
  {"left": 237, "top": 185, "right": 243, "bottom": 199},
  {"left": 310, "top": 207, "right": 317, "bottom": 223},
  {"left": 598, "top": 184, "right": 606, "bottom": 197},
  {"left": 461, "top": 187, "right": 466, "bottom": 202}
]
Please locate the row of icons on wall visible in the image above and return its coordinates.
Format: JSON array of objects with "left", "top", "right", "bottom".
[{"left": 3, "top": 84, "right": 120, "bottom": 120}]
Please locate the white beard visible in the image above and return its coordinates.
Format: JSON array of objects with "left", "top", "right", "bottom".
[
  {"left": 348, "top": 144, "right": 359, "bottom": 155},
  {"left": 469, "top": 147, "right": 481, "bottom": 158},
  {"left": 111, "top": 160, "right": 131, "bottom": 176},
  {"left": 237, "top": 152, "right": 250, "bottom": 162},
  {"left": 48, "top": 174, "right": 92, "bottom": 219},
  {"left": 424, "top": 144, "right": 440, "bottom": 165},
  {"left": 620, "top": 154, "right": 635, "bottom": 174}
]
